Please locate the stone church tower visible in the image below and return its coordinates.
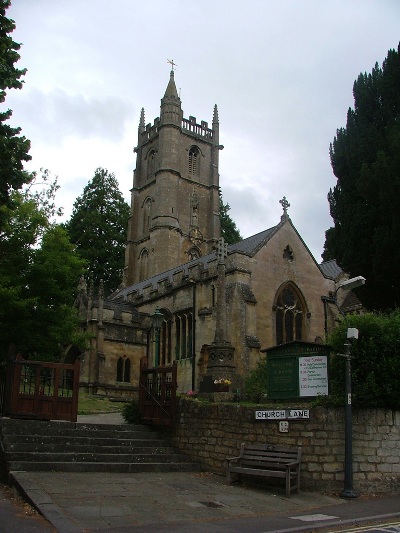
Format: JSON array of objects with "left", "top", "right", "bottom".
[{"left": 124, "top": 70, "right": 222, "bottom": 286}]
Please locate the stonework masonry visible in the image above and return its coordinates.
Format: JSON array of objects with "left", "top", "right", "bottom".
[{"left": 167, "top": 399, "right": 400, "bottom": 494}]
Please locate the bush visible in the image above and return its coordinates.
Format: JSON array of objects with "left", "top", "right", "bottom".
[
  {"left": 327, "top": 310, "right": 400, "bottom": 410},
  {"left": 122, "top": 400, "right": 142, "bottom": 424},
  {"left": 244, "top": 357, "right": 268, "bottom": 402}
]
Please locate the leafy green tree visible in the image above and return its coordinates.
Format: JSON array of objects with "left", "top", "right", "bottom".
[
  {"left": 0, "top": 0, "right": 32, "bottom": 229},
  {"left": 327, "top": 311, "right": 400, "bottom": 410},
  {"left": 219, "top": 191, "right": 242, "bottom": 244},
  {"left": 0, "top": 173, "right": 87, "bottom": 361},
  {"left": 324, "top": 43, "right": 400, "bottom": 310},
  {"left": 65, "top": 168, "right": 130, "bottom": 294}
]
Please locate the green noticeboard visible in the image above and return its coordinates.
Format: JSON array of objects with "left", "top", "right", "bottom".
[
  {"left": 265, "top": 341, "right": 329, "bottom": 400},
  {"left": 268, "top": 356, "right": 298, "bottom": 399}
]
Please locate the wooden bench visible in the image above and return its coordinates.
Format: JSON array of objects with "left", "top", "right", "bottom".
[{"left": 226, "top": 443, "right": 302, "bottom": 497}]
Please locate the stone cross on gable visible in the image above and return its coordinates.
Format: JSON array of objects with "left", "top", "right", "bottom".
[
  {"left": 167, "top": 59, "right": 177, "bottom": 71},
  {"left": 279, "top": 196, "right": 290, "bottom": 216}
]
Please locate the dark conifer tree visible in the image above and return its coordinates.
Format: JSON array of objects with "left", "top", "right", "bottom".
[
  {"left": 65, "top": 168, "right": 130, "bottom": 294},
  {"left": 219, "top": 191, "right": 242, "bottom": 244},
  {"left": 324, "top": 43, "right": 400, "bottom": 310}
]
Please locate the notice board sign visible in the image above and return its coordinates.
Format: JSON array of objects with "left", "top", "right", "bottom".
[
  {"left": 299, "top": 356, "right": 328, "bottom": 396},
  {"left": 264, "top": 341, "right": 329, "bottom": 400}
]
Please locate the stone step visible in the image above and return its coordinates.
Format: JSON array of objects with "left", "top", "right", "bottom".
[
  {"left": 0, "top": 417, "right": 201, "bottom": 475},
  {"left": 5, "top": 440, "right": 169, "bottom": 452},
  {"left": 2, "top": 433, "right": 165, "bottom": 444},
  {"left": 1, "top": 420, "right": 155, "bottom": 439},
  {"left": 8, "top": 461, "right": 201, "bottom": 473},
  {"left": 6, "top": 451, "right": 193, "bottom": 463}
]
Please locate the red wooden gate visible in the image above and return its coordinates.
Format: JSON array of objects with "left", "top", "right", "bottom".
[
  {"left": 2, "top": 354, "right": 80, "bottom": 422},
  {"left": 138, "top": 357, "right": 177, "bottom": 426}
]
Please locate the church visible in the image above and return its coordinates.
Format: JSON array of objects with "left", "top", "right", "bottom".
[{"left": 75, "top": 69, "right": 359, "bottom": 398}]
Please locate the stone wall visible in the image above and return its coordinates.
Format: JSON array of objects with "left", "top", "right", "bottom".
[{"left": 167, "top": 398, "right": 400, "bottom": 494}]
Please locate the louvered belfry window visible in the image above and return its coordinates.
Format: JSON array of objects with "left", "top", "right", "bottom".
[{"left": 188, "top": 147, "right": 199, "bottom": 176}]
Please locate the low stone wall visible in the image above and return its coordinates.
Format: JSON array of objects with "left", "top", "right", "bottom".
[{"left": 167, "top": 398, "right": 400, "bottom": 494}]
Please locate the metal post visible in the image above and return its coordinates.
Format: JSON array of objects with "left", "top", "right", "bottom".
[
  {"left": 155, "top": 327, "right": 160, "bottom": 367},
  {"left": 191, "top": 281, "right": 196, "bottom": 391},
  {"left": 341, "top": 340, "right": 357, "bottom": 498}
]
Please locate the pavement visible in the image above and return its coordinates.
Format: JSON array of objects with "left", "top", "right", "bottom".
[{"left": 6, "top": 413, "right": 400, "bottom": 533}]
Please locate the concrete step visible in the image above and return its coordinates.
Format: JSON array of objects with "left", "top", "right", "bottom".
[
  {"left": 6, "top": 451, "right": 190, "bottom": 463},
  {"left": 8, "top": 461, "right": 202, "bottom": 473},
  {"left": 5, "top": 442, "right": 171, "bottom": 453},
  {"left": 0, "top": 417, "right": 201, "bottom": 475}
]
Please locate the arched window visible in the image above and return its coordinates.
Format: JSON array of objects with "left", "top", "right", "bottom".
[
  {"left": 188, "top": 146, "right": 200, "bottom": 176},
  {"left": 274, "top": 284, "right": 305, "bottom": 345},
  {"left": 147, "top": 150, "right": 156, "bottom": 180},
  {"left": 174, "top": 312, "right": 193, "bottom": 360},
  {"left": 139, "top": 248, "right": 149, "bottom": 280},
  {"left": 142, "top": 197, "right": 152, "bottom": 235},
  {"left": 116, "top": 357, "right": 131, "bottom": 383},
  {"left": 116, "top": 357, "right": 124, "bottom": 382}
]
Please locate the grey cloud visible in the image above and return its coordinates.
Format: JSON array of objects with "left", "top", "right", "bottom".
[{"left": 9, "top": 89, "right": 133, "bottom": 145}]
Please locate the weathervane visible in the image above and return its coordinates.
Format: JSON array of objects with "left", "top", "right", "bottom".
[
  {"left": 167, "top": 59, "right": 177, "bottom": 71},
  {"left": 279, "top": 196, "right": 290, "bottom": 216}
]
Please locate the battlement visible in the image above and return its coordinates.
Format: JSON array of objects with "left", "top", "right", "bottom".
[
  {"left": 182, "top": 116, "right": 213, "bottom": 139},
  {"left": 140, "top": 115, "right": 214, "bottom": 144}
]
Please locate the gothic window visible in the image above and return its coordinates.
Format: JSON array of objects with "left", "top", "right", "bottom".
[
  {"left": 116, "top": 357, "right": 131, "bottom": 383},
  {"left": 274, "top": 284, "right": 305, "bottom": 345},
  {"left": 116, "top": 357, "right": 123, "bottom": 382},
  {"left": 142, "top": 198, "right": 152, "bottom": 235},
  {"left": 147, "top": 150, "right": 156, "bottom": 180},
  {"left": 188, "top": 146, "right": 200, "bottom": 176},
  {"left": 160, "top": 317, "right": 172, "bottom": 365},
  {"left": 139, "top": 248, "right": 149, "bottom": 280},
  {"left": 174, "top": 311, "right": 193, "bottom": 360}
]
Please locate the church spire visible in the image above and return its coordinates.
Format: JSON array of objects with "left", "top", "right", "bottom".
[
  {"left": 138, "top": 107, "right": 145, "bottom": 134},
  {"left": 160, "top": 68, "right": 182, "bottom": 127},
  {"left": 164, "top": 69, "right": 179, "bottom": 99}
]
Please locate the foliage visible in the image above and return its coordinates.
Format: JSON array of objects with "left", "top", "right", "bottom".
[
  {"left": 65, "top": 168, "right": 130, "bottom": 294},
  {"left": 219, "top": 191, "right": 241, "bottom": 244},
  {"left": 0, "top": 173, "right": 87, "bottom": 361},
  {"left": 324, "top": 43, "right": 400, "bottom": 310},
  {"left": 327, "top": 311, "right": 400, "bottom": 410},
  {"left": 0, "top": 0, "right": 32, "bottom": 229},
  {"left": 243, "top": 357, "right": 269, "bottom": 402},
  {"left": 122, "top": 399, "right": 142, "bottom": 424}
]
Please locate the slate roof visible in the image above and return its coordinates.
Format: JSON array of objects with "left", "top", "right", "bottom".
[
  {"left": 228, "top": 227, "right": 278, "bottom": 255},
  {"left": 319, "top": 259, "right": 343, "bottom": 280},
  {"left": 112, "top": 221, "right": 339, "bottom": 302}
]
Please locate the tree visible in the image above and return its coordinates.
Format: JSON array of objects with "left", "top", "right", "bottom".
[
  {"left": 0, "top": 0, "right": 32, "bottom": 229},
  {"left": 65, "top": 168, "right": 130, "bottom": 293},
  {"left": 327, "top": 311, "right": 400, "bottom": 410},
  {"left": 0, "top": 173, "right": 87, "bottom": 361},
  {"left": 324, "top": 43, "right": 400, "bottom": 310},
  {"left": 219, "top": 191, "right": 242, "bottom": 244}
]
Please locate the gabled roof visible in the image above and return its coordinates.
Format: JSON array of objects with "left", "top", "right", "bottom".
[
  {"left": 319, "top": 259, "right": 343, "bottom": 280},
  {"left": 112, "top": 217, "right": 337, "bottom": 301},
  {"left": 228, "top": 226, "right": 279, "bottom": 256}
]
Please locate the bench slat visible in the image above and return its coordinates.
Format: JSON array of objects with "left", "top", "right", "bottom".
[{"left": 226, "top": 442, "right": 302, "bottom": 497}]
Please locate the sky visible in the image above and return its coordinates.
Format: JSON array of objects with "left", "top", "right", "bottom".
[{"left": 5, "top": 0, "right": 400, "bottom": 262}]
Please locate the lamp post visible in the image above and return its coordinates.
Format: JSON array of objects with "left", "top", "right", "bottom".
[
  {"left": 341, "top": 327, "right": 358, "bottom": 498},
  {"left": 151, "top": 307, "right": 163, "bottom": 367},
  {"left": 333, "top": 276, "right": 365, "bottom": 499}
]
